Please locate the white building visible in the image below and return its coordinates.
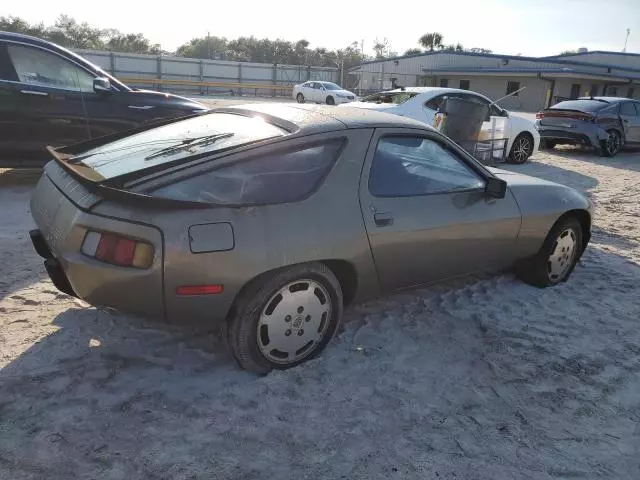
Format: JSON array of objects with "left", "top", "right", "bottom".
[{"left": 350, "top": 50, "right": 640, "bottom": 112}]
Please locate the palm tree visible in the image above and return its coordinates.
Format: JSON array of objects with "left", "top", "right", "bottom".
[{"left": 419, "top": 33, "right": 443, "bottom": 52}]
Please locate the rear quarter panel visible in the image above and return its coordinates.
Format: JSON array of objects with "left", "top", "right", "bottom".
[{"left": 93, "top": 129, "right": 379, "bottom": 325}]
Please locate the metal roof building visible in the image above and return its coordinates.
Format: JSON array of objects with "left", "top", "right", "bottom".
[{"left": 350, "top": 50, "right": 640, "bottom": 112}]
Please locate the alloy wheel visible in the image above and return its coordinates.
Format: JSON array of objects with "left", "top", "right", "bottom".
[
  {"left": 257, "top": 279, "right": 332, "bottom": 365},
  {"left": 511, "top": 136, "right": 532, "bottom": 163},
  {"left": 606, "top": 131, "right": 621, "bottom": 156}
]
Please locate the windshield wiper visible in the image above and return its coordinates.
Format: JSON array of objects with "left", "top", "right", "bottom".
[{"left": 144, "top": 133, "right": 235, "bottom": 160}]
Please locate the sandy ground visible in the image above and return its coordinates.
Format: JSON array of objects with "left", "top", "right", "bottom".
[{"left": 1, "top": 147, "right": 639, "bottom": 479}]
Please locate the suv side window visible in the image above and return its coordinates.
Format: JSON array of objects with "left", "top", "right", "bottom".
[
  {"left": 620, "top": 102, "right": 638, "bottom": 116},
  {"left": 7, "top": 44, "right": 94, "bottom": 92},
  {"left": 369, "top": 136, "right": 485, "bottom": 197},
  {"left": 152, "top": 139, "right": 345, "bottom": 205}
]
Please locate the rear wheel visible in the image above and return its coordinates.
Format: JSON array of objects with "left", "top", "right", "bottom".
[
  {"left": 599, "top": 129, "right": 622, "bottom": 157},
  {"left": 326, "top": 96, "right": 335, "bottom": 106},
  {"left": 226, "top": 263, "right": 343, "bottom": 374},
  {"left": 296, "top": 93, "right": 305, "bottom": 103},
  {"left": 507, "top": 133, "right": 534, "bottom": 164},
  {"left": 515, "top": 217, "right": 583, "bottom": 288}
]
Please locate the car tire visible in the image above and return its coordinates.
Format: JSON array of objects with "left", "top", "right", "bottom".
[
  {"left": 540, "top": 139, "right": 557, "bottom": 150},
  {"left": 515, "top": 216, "right": 583, "bottom": 288},
  {"left": 226, "top": 262, "right": 344, "bottom": 374},
  {"left": 326, "top": 96, "right": 335, "bottom": 106},
  {"left": 296, "top": 93, "right": 305, "bottom": 103},
  {"left": 507, "top": 133, "right": 534, "bottom": 164},
  {"left": 598, "top": 129, "right": 622, "bottom": 157}
]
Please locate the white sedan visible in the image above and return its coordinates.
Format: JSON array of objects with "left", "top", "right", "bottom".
[
  {"left": 341, "top": 87, "right": 539, "bottom": 164},
  {"left": 293, "top": 81, "right": 356, "bottom": 106}
]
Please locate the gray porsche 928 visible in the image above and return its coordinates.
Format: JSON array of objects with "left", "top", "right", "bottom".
[{"left": 30, "top": 104, "right": 591, "bottom": 373}]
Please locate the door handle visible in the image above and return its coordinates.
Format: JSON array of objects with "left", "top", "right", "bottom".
[
  {"left": 623, "top": 119, "right": 630, "bottom": 123},
  {"left": 128, "top": 105, "right": 155, "bottom": 110},
  {"left": 20, "top": 90, "right": 48, "bottom": 96},
  {"left": 374, "top": 212, "right": 394, "bottom": 227}
]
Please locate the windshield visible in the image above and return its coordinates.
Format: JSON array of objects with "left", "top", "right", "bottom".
[
  {"left": 68, "top": 113, "right": 286, "bottom": 180},
  {"left": 361, "top": 92, "right": 418, "bottom": 105},
  {"left": 550, "top": 100, "right": 609, "bottom": 112},
  {"left": 322, "top": 82, "right": 342, "bottom": 90}
]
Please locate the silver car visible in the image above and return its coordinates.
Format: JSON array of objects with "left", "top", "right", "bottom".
[{"left": 30, "top": 104, "right": 591, "bottom": 373}]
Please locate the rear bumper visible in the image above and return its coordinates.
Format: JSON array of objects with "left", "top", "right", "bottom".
[
  {"left": 30, "top": 170, "right": 165, "bottom": 319},
  {"left": 30, "top": 229, "right": 77, "bottom": 297},
  {"left": 535, "top": 122, "right": 608, "bottom": 147}
]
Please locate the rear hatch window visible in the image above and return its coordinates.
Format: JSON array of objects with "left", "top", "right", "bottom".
[
  {"left": 549, "top": 100, "right": 609, "bottom": 113},
  {"left": 361, "top": 92, "right": 418, "bottom": 105},
  {"left": 67, "top": 113, "right": 287, "bottom": 181}
]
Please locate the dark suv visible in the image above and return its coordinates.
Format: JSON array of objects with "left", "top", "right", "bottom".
[
  {"left": 0, "top": 32, "right": 208, "bottom": 167},
  {"left": 535, "top": 97, "right": 640, "bottom": 157}
]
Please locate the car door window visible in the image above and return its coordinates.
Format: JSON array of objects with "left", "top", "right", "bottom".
[
  {"left": 369, "top": 136, "right": 485, "bottom": 197},
  {"left": 7, "top": 44, "right": 94, "bottom": 92},
  {"left": 620, "top": 102, "right": 638, "bottom": 116},
  {"left": 0, "top": 43, "right": 18, "bottom": 81}
]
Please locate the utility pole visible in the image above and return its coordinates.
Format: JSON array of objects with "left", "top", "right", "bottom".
[
  {"left": 207, "top": 31, "right": 211, "bottom": 59},
  {"left": 623, "top": 28, "right": 631, "bottom": 52}
]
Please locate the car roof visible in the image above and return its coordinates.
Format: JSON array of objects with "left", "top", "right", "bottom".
[
  {"left": 381, "top": 86, "right": 492, "bottom": 100},
  {"left": 223, "top": 103, "right": 432, "bottom": 133},
  {"left": 577, "top": 96, "right": 635, "bottom": 103},
  {"left": 0, "top": 31, "right": 59, "bottom": 48}
]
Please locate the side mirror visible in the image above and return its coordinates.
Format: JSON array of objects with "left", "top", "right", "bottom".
[
  {"left": 502, "top": 109, "right": 509, "bottom": 117},
  {"left": 485, "top": 176, "right": 507, "bottom": 199},
  {"left": 93, "top": 77, "right": 112, "bottom": 93}
]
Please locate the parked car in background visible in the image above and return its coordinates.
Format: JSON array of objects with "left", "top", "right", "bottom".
[
  {"left": 342, "top": 87, "right": 540, "bottom": 164},
  {"left": 535, "top": 97, "right": 640, "bottom": 157},
  {"left": 0, "top": 32, "right": 208, "bottom": 167},
  {"left": 293, "top": 81, "right": 356, "bottom": 105},
  {"left": 30, "top": 103, "right": 590, "bottom": 373}
]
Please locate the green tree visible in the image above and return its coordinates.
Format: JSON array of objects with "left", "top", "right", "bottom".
[
  {"left": 175, "top": 36, "right": 228, "bottom": 59},
  {"left": 419, "top": 33, "right": 443, "bottom": 51},
  {"left": 404, "top": 48, "right": 423, "bottom": 56}
]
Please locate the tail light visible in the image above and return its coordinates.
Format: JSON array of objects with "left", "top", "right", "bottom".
[
  {"left": 536, "top": 112, "right": 544, "bottom": 119},
  {"left": 81, "top": 231, "right": 154, "bottom": 268}
]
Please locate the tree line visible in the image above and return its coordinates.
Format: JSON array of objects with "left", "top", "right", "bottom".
[
  {"left": 1, "top": 16, "right": 495, "bottom": 68},
  {"left": 0, "top": 15, "right": 367, "bottom": 68}
]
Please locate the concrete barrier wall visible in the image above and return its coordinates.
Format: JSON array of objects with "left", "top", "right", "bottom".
[{"left": 75, "top": 49, "right": 339, "bottom": 96}]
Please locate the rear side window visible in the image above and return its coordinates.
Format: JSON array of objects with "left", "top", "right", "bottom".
[
  {"left": 425, "top": 95, "right": 445, "bottom": 110},
  {"left": 152, "top": 140, "right": 344, "bottom": 205},
  {"left": 620, "top": 102, "right": 638, "bottom": 116}
]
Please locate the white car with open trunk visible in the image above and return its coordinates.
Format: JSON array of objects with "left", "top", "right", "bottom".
[{"left": 342, "top": 87, "right": 540, "bottom": 164}]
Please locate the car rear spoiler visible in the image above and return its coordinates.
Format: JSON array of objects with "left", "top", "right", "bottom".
[{"left": 46, "top": 146, "right": 210, "bottom": 210}]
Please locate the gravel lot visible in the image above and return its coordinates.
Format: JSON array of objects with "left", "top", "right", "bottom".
[{"left": 1, "top": 146, "right": 639, "bottom": 479}]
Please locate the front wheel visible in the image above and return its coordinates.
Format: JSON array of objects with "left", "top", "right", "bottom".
[
  {"left": 599, "top": 129, "right": 622, "bottom": 157},
  {"left": 326, "top": 96, "right": 335, "bottom": 106},
  {"left": 226, "top": 263, "right": 343, "bottom": 374},
  {"left": 515, "top": 217, "right": 583, "bottom": 288},
  {"left": 296, "top": 93, "right": 305, "bottom": 103},
  {"left": 507, "top": 133, "right": 534, "bottom": 164}
]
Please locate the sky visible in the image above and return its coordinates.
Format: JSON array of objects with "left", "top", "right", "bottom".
[{"left": 3, "top": 0, "right": 640, "bottom": 57}]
